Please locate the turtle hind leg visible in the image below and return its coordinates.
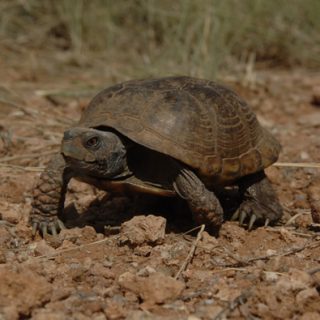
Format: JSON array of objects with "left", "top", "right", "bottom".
[
  {"left": 173, "top": 168, "right": 224, "bottom": 233},
  {"left": 233, "top": 171, "right": 283, "bottom": 229}
]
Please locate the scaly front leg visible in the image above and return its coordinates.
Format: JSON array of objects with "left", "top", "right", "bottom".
[
  {"left": 173, "top": 168, "right": 224, "bottom": 232},
  {"left": 30, "top": 154, "right": 72, "bottom": 236}
]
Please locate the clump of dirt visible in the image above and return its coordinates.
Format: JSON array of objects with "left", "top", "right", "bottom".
[
  {"left": 119, "top": 215, "right": 167, "bottom": 247},
  {"left": 0, "top": 55, "right": 319, "bottom": 319}
]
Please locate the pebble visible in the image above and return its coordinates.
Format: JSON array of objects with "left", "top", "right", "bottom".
[
  {"left": 119, "top": 215, "right": 166, "bottom": 247},
  {"left": 296, "top": 288, "right": 319, "bottom": 304},
  {"left": 264, "top": 271, "right": 279, "bottom": 282},
  {"left": 118, "top": 271, "right": 185, "bottom": 304}
]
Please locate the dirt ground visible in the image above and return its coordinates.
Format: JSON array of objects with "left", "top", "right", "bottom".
[{"left": 0, "top": 50, "right": 320, "bottom": 320}]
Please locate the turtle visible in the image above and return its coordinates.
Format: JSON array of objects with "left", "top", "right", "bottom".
[{"left": 30, "top": 76, "right": 283, "bottom": 236}]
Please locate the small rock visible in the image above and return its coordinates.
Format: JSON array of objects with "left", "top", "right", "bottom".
[
  {"left": 195, "top": 305, "right": 224, "bottom": 319},
  {"left": 51, "top": 286, "right": 73, "bottom": 302},
  {"left": 294, "top": 193, "right": 309, "bottom": 209},
  {"left": 91, "top": 313, "right": 106, "bottom": 320},
  {"left": 266, "top": 249, "right": 277, "bottom": 256},
  {"left": 68, "top": 262, "right": 86, "bottom": 281},
  {"left": 83, "top": 257, "right": 93, "bottom": 271},
  {"left": 264, "top": 271, "right": 279, "bottom": 283},
  {"left": 103, "top": 259, "right": 113, "bottom": 268},
  {"left": 256, "top": 303, "right": 269, "bottom": 314},
  {"left": 199, "top": 231, "right": 219, "bottom": 253},
  {"left": 278, "top": 227, "right": 296, "bottom": 242},
  {"left": 79, "top": 226, "right": 98, "bottom": 242},
  {"left": 125, "top": 311, "right": 165, "bottom": 320},
  {"left": 119, "top": 215, "right": 166, "bottom": 247},
  {"left": 0, "top": 207, "right": 20, "bottom": 224},
  {"left": 58, "top": 228, "right": 82, "bottom": 244},
  {"left": 300, "top": 312, "right": 320, "bottom": 320},
  {"left": 296, "top": 288, "right": 319, "bottom": 304},
  {"left": 140, "top": 272, "right": 185, "bottom": 304},
  {"left": 134, "top": 245, "right": 152, "bottom": 256},
  {"left": 90, "top": 263, "right": 115, "bottom": 279},
  {"left": 276, "top": 268, "right": 314, "bottom": 292},
  {"left": 118, "top": 271, "right": 184, "bottom": 305},
  {"left": 124, "top": 291, "right": 139, "bottom": 303},
  {"left": 300, "top": 151, "right": 310, "bottom": 160},
  {"left": 298, "top": 112, "right": 320, "bottom": 127},
  {"left": 118, "top": 272, "right": 138, "bottom": 292},
  {"left": 104, "top": 299, "right": 126, "bottom": 320},
  {"left": 137, "top": 266, "right": 156, "bottom": 277},
  {"left": 34, "top": 240, "right": 56, "bottom": 256}
]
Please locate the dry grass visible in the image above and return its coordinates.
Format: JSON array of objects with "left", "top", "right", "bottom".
[{"left": 0, "top": 0, "right": 319, "bottom": 78}]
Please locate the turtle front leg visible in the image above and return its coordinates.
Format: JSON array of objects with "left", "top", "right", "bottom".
[
  {"left": 30, "top": 154, "right": 72, "bottom": 236},
  {"left": 173, "top": 168, "right": 224, "bottom": 232},
  {"left": 232, "top": 171, "right": 283, "bottom": 229}
]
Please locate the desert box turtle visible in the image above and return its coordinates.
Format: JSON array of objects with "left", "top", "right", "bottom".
[{"left": 30, "top": 76, "right": 283, "bottom": 235}]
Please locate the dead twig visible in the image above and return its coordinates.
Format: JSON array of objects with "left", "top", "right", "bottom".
[
  {"left": 285, "top": 211, "right": 310, "bottom": 226},
  {"left": 215, "top": 238, "right": 320, "bottom": 268},
  {"left": 35, "top": 237, "right": 112, "bottom": 260},
  {"left": 0, "top": 163, "right": 45, "bottom": 172},
  {"left": 213, "top": 289, "right": 251, "bottom": 320},
  {"left": 274, "top": 162, "right": 320, "bottom": 169},
  {"left": 0, "top": 220, "right": 16, "bottom": 227},
  {"left": 211, "top": 267, "right": 247, "bottom": 273},
  {"left": 35, "top": 88, "right": 98, "bottom": 98},
  {"left": 0, "top": 151, "right": 56, "bottom": 163},
  {"left": 245, "top": 238, "right": 320, "bottom": 264},
  {"left": 266, "top": 228, "right": 315, "bottom": 238},
  {"left": 174, "top": 224, "right": 205, "bottom": 280},
  {"left": 182, "top": 225, "right": 203, "bottom": 236}
]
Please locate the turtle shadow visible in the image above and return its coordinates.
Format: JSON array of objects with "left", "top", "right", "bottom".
[{"left": 61, "top": 194, "right": 196, "bottom": 235}]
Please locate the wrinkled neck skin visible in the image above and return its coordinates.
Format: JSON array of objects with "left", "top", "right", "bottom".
[{"left": 61, "top": 127, "right": 132, "bottom": 180}]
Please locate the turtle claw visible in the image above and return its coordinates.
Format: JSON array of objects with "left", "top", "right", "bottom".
[
  {"left": 30, "top": 217, "right": 65, "bottom": 237},
  {"left": 231, "top": 210, "right": 240, "bottom": 221},
  {"left": 41, "top": 223, "right": 48, "bottom": 236},
  {"left": 32, "top": 223, "right": 38, "bottom": 236},
  {"left": 264, "top": 218, "right": 270, "bottom": 227},
  {"left": 239, "top": 211, "right": 247, "bottom": 225},
  {"left": 248, "top": 214, "right": 257, "bottom": 230},
  {"left": 50, "top": 225, "right": 58, "bottom": 236},
  {"left": 57, "top": 220, "right": 66, "bottom": 230},
  {"left": 230, "top": 208, "right": 257, "bottom": 230},
  {"left": 233, "top": 199, "right": 280, "bottom": 230}
]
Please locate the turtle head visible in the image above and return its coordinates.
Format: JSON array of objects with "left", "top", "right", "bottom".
[{"left": 61, "top": 127, "right": 130, "bottom": 179}]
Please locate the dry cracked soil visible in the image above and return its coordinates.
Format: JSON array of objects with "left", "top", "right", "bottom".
[{"left": 0, "top": 52, "right": 320, "bottom": 320}]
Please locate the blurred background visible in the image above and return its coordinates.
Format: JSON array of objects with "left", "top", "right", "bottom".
[{"left": 1, "top": 0, "right": 319, "bottom": 82}]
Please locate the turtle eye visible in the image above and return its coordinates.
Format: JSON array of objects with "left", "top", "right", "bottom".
[{"left": 85, "top": 136, "right": 100, "bottom": 149}]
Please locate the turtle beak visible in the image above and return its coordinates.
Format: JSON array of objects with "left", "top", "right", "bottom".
[{"left": 61, "top": 140, "right": 96, "bottom": 162}]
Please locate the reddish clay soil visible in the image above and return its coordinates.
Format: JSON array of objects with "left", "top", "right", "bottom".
[{"left": 0, "top": 53, "right": 320, "bottom": 319}]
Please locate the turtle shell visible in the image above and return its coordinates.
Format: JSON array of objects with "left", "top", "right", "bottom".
[{"left": 78, "top": 76, "right": 281, "bottom": 182}]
